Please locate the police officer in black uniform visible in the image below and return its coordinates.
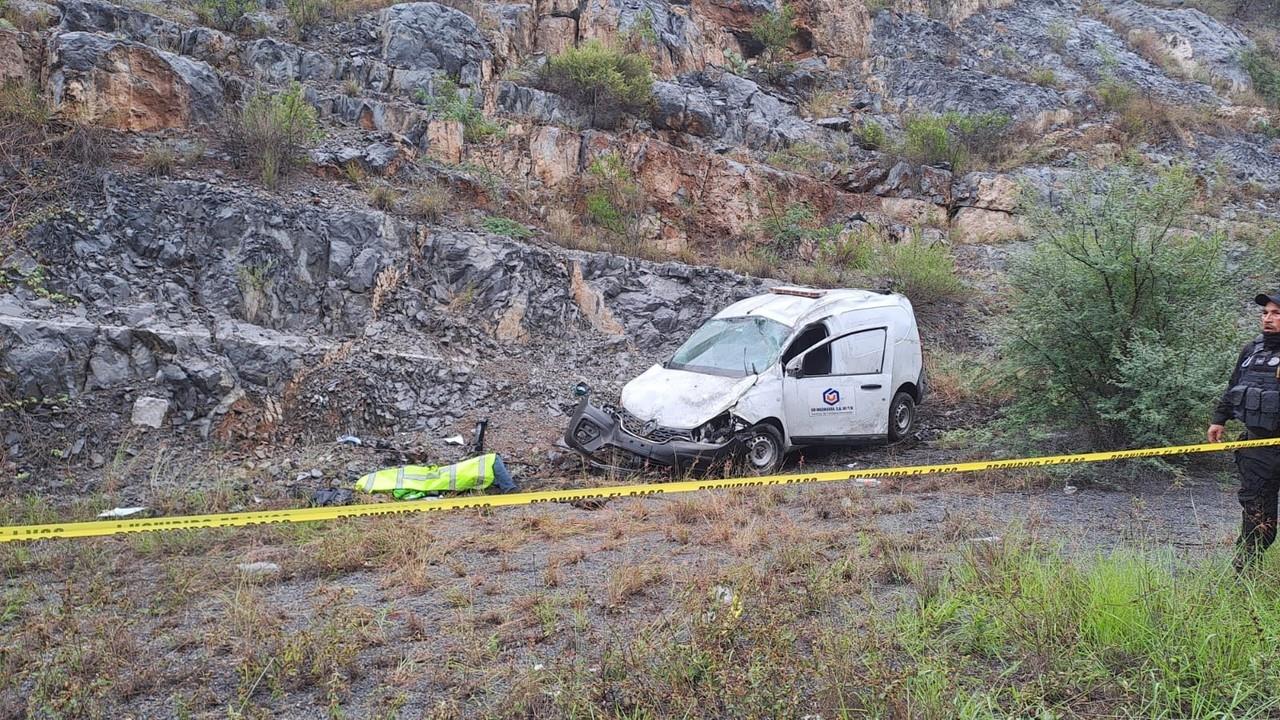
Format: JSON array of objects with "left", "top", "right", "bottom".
[{"left": 1208, "top": 292, "right": 1280, "bottom": 570}]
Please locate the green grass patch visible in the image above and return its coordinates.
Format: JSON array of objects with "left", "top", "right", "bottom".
[{"left": 898, "top": 542, "right": 1280, "bottom": 718}]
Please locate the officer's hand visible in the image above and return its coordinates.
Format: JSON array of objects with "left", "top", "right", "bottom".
[{"left": 1208, "top": 424, "right": 1225, "bottom": 443}]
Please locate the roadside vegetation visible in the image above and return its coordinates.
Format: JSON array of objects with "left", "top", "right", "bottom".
[
  {"left": 1, "top": 480, "right": 1274, "bottom": 718},
  {"left": 1002, "top": 166, "right": 1241, "bottom": 450}
]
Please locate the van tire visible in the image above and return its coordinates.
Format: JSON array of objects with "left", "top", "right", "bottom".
[
  {"left": 741, "top": 424, "right": 785, "bottom": 475},
  {"left": 888, "top": 392, "right": 916, "bottom": 442}
]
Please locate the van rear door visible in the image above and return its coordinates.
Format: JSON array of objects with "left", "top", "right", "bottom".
[{"left": 782, "top": 326, "right": 891, "bottom": 443}]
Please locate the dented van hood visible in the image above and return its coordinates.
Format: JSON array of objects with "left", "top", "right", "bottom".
[{"left": 620, "top": 364, "right": 759, "bottom": 430}]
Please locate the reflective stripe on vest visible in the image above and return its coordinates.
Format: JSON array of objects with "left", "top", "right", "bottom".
[{"left": 355, "top": 454, "right": 499, "bottom": 495}]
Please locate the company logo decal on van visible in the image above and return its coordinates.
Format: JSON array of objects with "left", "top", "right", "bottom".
[
  {"left": 822, "top": 388, "right": 840, "bottom": 406},
  {"left": 811, "top": 388, "right": 854, "bottom": 415}
]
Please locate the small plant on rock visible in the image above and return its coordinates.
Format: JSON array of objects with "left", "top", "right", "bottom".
[
  {"left": 855, "top": 120, "right": 887, "bottom": 150},
  {"left": 1243, "top": 46, "right": 1280, "bottom": 108},
  {"left": 424, "top": 78, "right": 503, "bottom": 143},
  {"left": 537, "top": 41, "right": 653, "bottom": 129},
  {"left": 142, "top": 144, "right": 177, "bottom": 177},
  {"left": 750, "top": 4, "right": 796, "bottom": 64},
  {"left": 285, "top": 0, "right": 327, "bottom": 37},
  {"left": 367, "top": 183, "right": 398, "bottom": 211},
  {"left": 1028, "top": 67, "right": 1059, "bottom": 87},
  {"left": 405, "top": 183, "right": 452, "bottom": 222},
  {"left": 193, "top": 0, "right": 256, "bottom": 32},
  {"left": 583, "top": 152, "right": 648, "bottom": 250},
  {"left": 757, "top": 200, "right": 842, "bottom": 260},
  {"left": 228, "top": 82, "right": 322, "bottom": 190},
  {"left": 479, "top": 215, "right": 533, "bottom": 239}
]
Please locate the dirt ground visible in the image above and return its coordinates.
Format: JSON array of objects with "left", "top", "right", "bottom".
[{"left": 0, "top": 419, "right": 1247, "bottom": 718}]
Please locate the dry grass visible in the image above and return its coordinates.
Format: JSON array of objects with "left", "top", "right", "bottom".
[
  {"left": 369, "top": 264, "right": 406, "bottom": 320},
  {"left": 405, "top": 183, "right": 453, "bottom": 222},
  {"left": 604, "top": 561, "right": 667, "bottom": 608}
]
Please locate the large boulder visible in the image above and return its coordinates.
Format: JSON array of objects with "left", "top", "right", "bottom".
[
  {"left": 47, "top": 31, "right": 225, "bottom": 130},
  {"left": 58, "top": 0, "right": 184, "bottom": 51},
  {"left": 378, "top": 2, "right": 493, "bottom": 87},
  {"left": 652, "top": 71, "right": 813, "bottom": 150}
]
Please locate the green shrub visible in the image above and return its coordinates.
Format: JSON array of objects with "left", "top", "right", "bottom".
[
  {"left": 869, "top": 239, "right": 966, "bottom": 303},
  {"left": 750, "top": 4, "right": 796, "bottom": 63},
  {"left": 194, "top": 0, "right": 256, "bottom": 31},
  {"left": 229, "top": 82, "right": 321, "bottom": 190},
  {"left": 420, "top": 78, "right": 503, "bottom": 143},
  {"left": 902, "top": 115, "right": 961, "bottom": 168},
  {"left": 537, "top": 41, "right": 653, "bottom": 129},
  {"left": 758, "top": 202, "right": 842, "bottom": 260},
  {"left": 1243, "top": 47, "right": 1280, "bottom": 108},
  {"left": 583, "top": 153, "right": 647, "bottom": 248},
  {"left": 902, "top": 111, "right": 1013, "bottom": 171},
  {"left": 1002, "top": 167, "right": 1240, "bottom": 450},
  {"left": 480, "top": 216, "right": 533, "bottom": 239},
  {"left": 1096, "top": 76, "right": 1136, "bottom": 110},
  {"left": 855, "top": 120, "right": 887, "bottom": 150},
  {"left": 1047, "top": 18, "right": 1070, "bottom": 51},
  {"left": 1028, "top": 67, "right": 1059, "bottom": 87}
]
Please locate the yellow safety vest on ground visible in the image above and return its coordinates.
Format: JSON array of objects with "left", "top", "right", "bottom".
[{"left": 354, "top": 453, "right": 498, "bottom": 500}]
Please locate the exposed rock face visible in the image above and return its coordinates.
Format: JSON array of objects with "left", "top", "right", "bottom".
[
  {"left": 47, "top": 31, "right": 225, "bottom": 130},
  {"left": 794, "top": 0, "right": 871, "bottom": 60},
  {"left": 379, "top": 2, "right": 494, "bottom": 87},
  {"left": 652, "top": 71, "right": 814, "bottom": 150},
  {"left": 0, "top": 30, "right": 26, "bottom": 85},
  {"left": 497, "top": 82, "right": 588, "bottom": 127},
  {"left": 951, "top": 207, "right": 1027, "bottom": 244},
  {"left": 1098, "top": 0, "right": 1254, "bottom": 91},
  {"left": 579, "top": 0, "right": 710, "bottom": 75},
  {"left": 2, "top": 174, "right": 764, "bottom": 436}
]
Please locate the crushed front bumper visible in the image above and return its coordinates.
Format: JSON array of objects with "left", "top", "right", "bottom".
[{"left": 563, "top": 396, "right": 735, "bottom": 473}]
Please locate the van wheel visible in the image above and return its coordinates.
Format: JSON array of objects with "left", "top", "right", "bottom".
[
  {"left": 741, "top": 424, "right": 785, "bottom": 475},
  {"left": 888, "top": 391, "right": 916, "bottom": 442}
]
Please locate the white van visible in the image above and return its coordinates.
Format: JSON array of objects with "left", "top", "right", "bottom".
[{"left": 565, "top": 286, "right": 926, "bottom": 473}]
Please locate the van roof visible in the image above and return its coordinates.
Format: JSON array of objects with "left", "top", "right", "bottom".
[{"left": 714, "top": 287, "right": 907, "bottom": 328}]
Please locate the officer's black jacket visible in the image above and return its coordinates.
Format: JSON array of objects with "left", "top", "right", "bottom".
[{"left": 1212, "top": 341, "right": 1256, "bottom": 426}]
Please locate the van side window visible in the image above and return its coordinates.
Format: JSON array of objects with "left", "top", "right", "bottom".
[
  {"left": 833, "top": 328, "right": 886, "bottom": 375},
  {"left": 782, "top": 324, "right": 831, "bottom": 375}
]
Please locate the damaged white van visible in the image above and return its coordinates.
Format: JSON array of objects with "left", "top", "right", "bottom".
[{"left": 565, "top": 286, "right": 926, "bottom": 474}]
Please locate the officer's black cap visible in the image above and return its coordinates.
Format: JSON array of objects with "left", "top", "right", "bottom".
[{"left": 1256, "top": 293, "right": 1280, "bottom": 307}]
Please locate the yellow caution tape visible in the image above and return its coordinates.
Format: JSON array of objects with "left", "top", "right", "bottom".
[{"left": 2, "top": 437, "right": 1277, "bottom": 543}]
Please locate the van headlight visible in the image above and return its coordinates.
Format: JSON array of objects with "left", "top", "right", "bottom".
[{"left": 691, "top": 413, "right": 736, "bottom": 444}]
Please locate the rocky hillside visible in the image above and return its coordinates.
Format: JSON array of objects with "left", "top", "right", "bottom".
[{"left": 1, "top": 0, "right": 1278, "bottom": 478}]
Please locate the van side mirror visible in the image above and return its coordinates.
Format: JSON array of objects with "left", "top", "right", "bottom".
[{"left": 785, "top": 356, "right": 804, "bottom": 378}]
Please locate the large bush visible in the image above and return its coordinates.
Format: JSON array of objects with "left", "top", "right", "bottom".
[
  {"left": 228, "top": 82, "right": 321, "bottom": 189},
  {"left": 537, "top": 41, "right": 652, "bottom": 129},
  {"left": 1002, "top": 167, "right": 1241, "bottom": 449}
]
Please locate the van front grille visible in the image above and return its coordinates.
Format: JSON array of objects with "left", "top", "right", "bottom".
[{"left": 619, "top": 409, "right": 692, "bottom": 444}]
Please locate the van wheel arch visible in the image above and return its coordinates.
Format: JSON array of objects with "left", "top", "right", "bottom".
[
  {"left": 738, "top": 420, "right": 786, "bottom": 475},
  {"left": 897, "top": 382, "right": 920, "bottom": 402}
]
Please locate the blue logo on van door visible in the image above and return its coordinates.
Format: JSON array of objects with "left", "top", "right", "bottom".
[{"left": 822, "top": 388, "right": 840, "bottom": 406}]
